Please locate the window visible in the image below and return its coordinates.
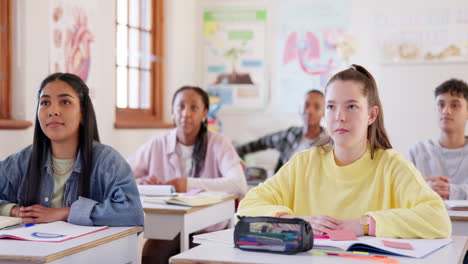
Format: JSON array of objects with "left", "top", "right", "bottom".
[
  {"left": 0, "top": 0, "right": 31, "bottom": 129},
  {"left": 115, "top": 0, "right": 169, "bottom": 128}
]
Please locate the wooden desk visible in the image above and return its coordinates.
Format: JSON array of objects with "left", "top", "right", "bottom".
[
  {"left": 170, "top": 235, "right": 468, "bottom": 264},
  {"left": 449, "top": 210, "right": 468, "bottom": 236},
  {"left": 0, "top": 226, "right": 142, "bottom": 264},
  {"left": 142, "top": 196, "right": 236, "bottom": 252}
]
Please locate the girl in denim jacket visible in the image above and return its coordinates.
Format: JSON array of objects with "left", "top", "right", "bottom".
[{"left": 0, "top": 73, "right": 143, "bottom": 226}]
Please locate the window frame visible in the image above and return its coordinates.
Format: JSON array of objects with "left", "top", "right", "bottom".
[
  {"left": 0, "top": 0, "right": 32, "bottom": 130},
  {"left": 114, "top": 0, "right": 172, "bottom": 129}
]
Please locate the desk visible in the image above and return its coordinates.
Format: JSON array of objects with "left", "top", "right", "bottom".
[
  {"left": 170, "top": 235, "right": 468, "bottom": 264},
  {"left": 0, "top": 226, "right": 142, "bottom": 264},
  {"left": 449, "top": 210, "right": 468, "bottom": 236},
  {"left": 142, "top": 196, "right": 236, "bottom": 252}
]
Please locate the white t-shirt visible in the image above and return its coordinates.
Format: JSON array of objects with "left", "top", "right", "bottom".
[{"left": 175, "top": 143, "right": 194, "bottom": 178}]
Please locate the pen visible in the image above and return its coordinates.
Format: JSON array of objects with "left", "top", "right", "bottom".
[
  {"left": 312, "top": 251, "right": 399, "bottom": 263},
  {"left": 3, "top": 223, "right": 35, "bottom": 230},
  {"left": 313, "top": 249, "right": 369, "bottom": 255}
]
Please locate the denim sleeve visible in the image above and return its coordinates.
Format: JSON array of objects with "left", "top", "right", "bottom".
[
  {"left": 68, "top": 150, "right": 144, "bottom": 227},
  {"left": 0, "top": 153, "right": 23, "bottom": 209}
]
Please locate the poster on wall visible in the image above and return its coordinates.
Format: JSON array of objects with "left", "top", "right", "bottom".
[
  {"left": 49, "top": 0, "right": 96, "bottom": 97},
  {"left": 276, "top": 0, "right": 350, "bottom": 114},
  {"left": 373, "top": 7, "right": 468, "bottom": 63},
  {"left": 203, "top": 8, "right": 267, "bottom": 111}
]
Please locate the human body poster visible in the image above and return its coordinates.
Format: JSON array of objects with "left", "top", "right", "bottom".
[
  {"left": 276, "top": 0, "right": 349, "bottom": 113},
  {"left": 49, "top": 0, "right": 96, "bottom": 97},
  {"left": 203, "top": 8, "right": 267, "bottom": 111}
]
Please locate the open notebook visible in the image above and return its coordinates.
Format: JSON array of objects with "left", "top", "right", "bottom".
[
  {"left": 192, "top": 228, "right": 452, "bottom": 259},
  {"left": 0, "top": 216, "right": 22, "bottom": 230},
  {"left": 0, "top": 221, "right": 108, "bottom": 242},
  {"left": 314, "top": 236, "right": 452, "bottom": 258},
  {"left": 144, "top": 191, "right": 231, "bottom": 207},
  {"left": 445, "top": 200, "right": 468, "bottom": 211}
]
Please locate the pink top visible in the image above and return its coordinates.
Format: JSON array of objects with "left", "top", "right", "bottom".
[{"left": 128, "top": 129, "right": 244, "bottom": 185}]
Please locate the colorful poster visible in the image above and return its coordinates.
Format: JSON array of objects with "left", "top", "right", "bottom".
[
  {"left": 49, "top": 0, "right": 96, "bottom": 97},
  {"left": 203, "top": 8, "right": 267, "bottom": 111},
  {"left": 276, "top": 0, "right": 350, "bottom": 113}
]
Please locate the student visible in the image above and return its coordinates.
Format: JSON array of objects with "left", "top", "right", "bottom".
[
  {"left": 0, "top": 73, "right": 144, "bottom": 226},
  {"left": 127, "top": 86, "right": 248, "bottom": 264},
  {"left": 408, "top": 79, "right": 468, "bottom": 200},
  {"left": 237, "top": 65, "right": 451, "bottom": 239},
  {"left": 235, "top": 90, "right": 330, "bottom": 172}
]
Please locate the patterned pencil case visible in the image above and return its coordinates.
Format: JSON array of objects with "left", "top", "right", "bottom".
[{"left": 234, "top": 216, "right": 314, "bottom": 254}]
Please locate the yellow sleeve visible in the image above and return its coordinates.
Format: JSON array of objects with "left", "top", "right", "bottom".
[
  {"left": 237, "top": 157, "right": 299, "bottom": 217},
  {"left": 367, "top": 161, "right": 451, "bottom": 239}
]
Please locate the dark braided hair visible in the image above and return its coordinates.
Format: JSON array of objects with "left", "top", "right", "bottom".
[{"left": 172, "top": 86, "right": 209, "bottom": 178}]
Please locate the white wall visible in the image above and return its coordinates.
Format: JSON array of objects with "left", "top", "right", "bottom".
[{"left": 1, "top": 0, "right": 468, "bottom": 175}]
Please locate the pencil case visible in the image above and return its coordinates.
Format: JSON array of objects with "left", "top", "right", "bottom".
[{"left": 234, "top": 216, "right": 314, "bottom": 254}]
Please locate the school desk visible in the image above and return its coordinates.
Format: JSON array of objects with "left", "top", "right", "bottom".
[
  {"left": 169, "top": 235, "right": 468, "bottom": 264},
  {"left": 0, "top": 226, "right": 142, "bottom": 264},
  {"left": 449, "top": 209, "right": 468, "bottom": 236},
  {"left": 142, "top": 195, "right": 236, "bottom": 252}
]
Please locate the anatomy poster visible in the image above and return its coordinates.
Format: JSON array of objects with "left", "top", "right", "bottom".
[
  {"left": 276, "top": 0, "right": 350, "bottom": 113},
  {"left": 49, "top": 0, "right": 96, "bottom": 97},
  {"left": 203, "top": 8, "right": 267, "bottom": 111}
]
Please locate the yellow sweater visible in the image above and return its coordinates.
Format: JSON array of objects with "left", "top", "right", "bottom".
[{"left": 237, "top": 146, "right": 451, "bottom": 239}]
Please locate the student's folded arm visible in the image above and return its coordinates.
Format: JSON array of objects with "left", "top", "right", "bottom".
[
  {"left": 68, "top": 154, "right": 144, "bottom": 227},
  {"left": 237, "top": 164, "right": 295, "bottom": 218},
  {"left": 236, "top": 130, "right": 285, "bottom": 157},
  {"left": 366, "top": 164, "right": 451, "bottom": 239},
  {"left": 450, "top": 183, "right": 468, "bottom": 200},
  {"left": 0, "top": 152, "right": 24, "bottom": 216},
  {"left": 187, "top": 163, "right": 248, "bottom": 196}
]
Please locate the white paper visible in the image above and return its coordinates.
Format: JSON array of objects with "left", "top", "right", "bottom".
[{"left": 137, "top": 185, "right": 175, "bottom": 196}]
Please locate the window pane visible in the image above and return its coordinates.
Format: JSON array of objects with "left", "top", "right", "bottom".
[
  {"left": 128, "top": 68, "right": 139, "bottom": 109},
  {"left": 116, "top": 25, "right": 128, "bottom": 66},
  {"left": 141, "top": 0, "right": 151, "bottom": 30},
  {"left": 140, "top": 70, "right": 150, "bottom": 109},
  {"left": 129, "top": 0, "right": 139, "bottom": 27},
  {"left": 116, "top": 66, "right": 128, "bottom": 108},
  {"left": 117, "top": 0, "right": 128, "bottom": 25},
  {"left": 141, "top": 31, "right": 151, "bottom": 70},
  {"left": 129, "top": 28, "right": 140, "bottom": 67}
]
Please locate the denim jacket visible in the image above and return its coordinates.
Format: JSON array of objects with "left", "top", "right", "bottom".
[{"left": 0, "top": 142, "right": 144, "bottom": 227}]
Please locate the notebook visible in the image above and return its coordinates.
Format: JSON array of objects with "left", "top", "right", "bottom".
[
  {"left": 0, "top": 221, "right": 108, "bottom": 242},
  {"left": 193, "top": 228, "right": 452, "bottom": 258},
  {"left": 0, "top": 216, "right": 22, "bottom": 230},
  {"left": 165, "top": 193, "right": 225, "bottom": 207},
  {"left": 137, "top": 185, "right": 176, "bottom": 197},
  {"left": 445, "top": 200, "right": 468, "bottom": 211},
  {"left": 314, "top": 236, "right": 452, "bottom": 258},
  {"left": 143, "top": 191, "right": 231, "bottom": 207}
]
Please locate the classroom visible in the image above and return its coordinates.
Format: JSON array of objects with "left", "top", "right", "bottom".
[{"left": 0, "top": 0, "right": 468, "bottom": 263}]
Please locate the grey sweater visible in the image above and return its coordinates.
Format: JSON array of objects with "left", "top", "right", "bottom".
[{"left": 408, "top": 137, "right": 468, "bottom": 200}]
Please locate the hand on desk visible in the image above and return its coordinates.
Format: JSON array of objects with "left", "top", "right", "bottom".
[
  {"left": 279, "top": 214, "right": 365, "bottom": 236},
  {"left": 137, "top": 175, "right": 163, "bottom": 185},
  {"left": 426, "top": 175, "right": 450, "bottom": 200},
  {"left": 280, "top": 214, "right": 342, "bottom": 236},
  {"left": 165, "top": 178, "right": 187, "bottom": 193},
  {"left": 11, "top": 205, "right": 70, "bottom": 224}
]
